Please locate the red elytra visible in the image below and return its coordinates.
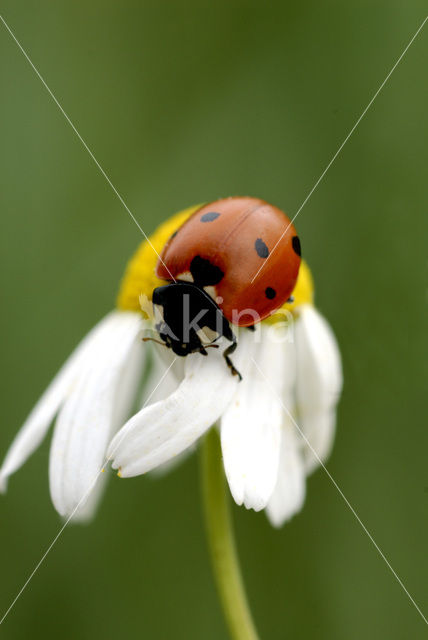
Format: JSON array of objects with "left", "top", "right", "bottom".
[{"left": 156, "top": 196, "right": 301, "bottom": 326}]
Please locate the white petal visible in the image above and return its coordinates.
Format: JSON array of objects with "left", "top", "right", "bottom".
[
  {"left": 49, "top": 311, "right": 144, "bottom": 517},
  {"left": 142, "top": 344, "right": 193, "bottom": 477},
  {"left": 221, "top": 327, "right": 287, "bottom": 512},
  {"left": 294, "top": 305, "right": 342, "bottom": 473},
  {"left": 135, "top": 343, "right": 185, "bottom": 477},
  {"left": 108, "top": 340, "right": 244, "bottom": 477},
  {"left": 300, "top": 411, "right": 337, "bottom": 474},
  {"left": 71, "top": 322, "right": 149, "bottom": 519},
  {"left": 266, "top": 423, "right": 306, "bottom": 527},
  {"left": 140, "top": 343, "right": 180, "bottom": 407},
  {"left": 149, "top": 443, "right": 196, "bottom": 478},
  {"left": 69, "top": 470, "right": 109, "bottom": 523},
  {"left": 112, "top": 325, "right": 148, "bottom": 426},
  {"left": 0, "top": 311, "right": 124, "bottom": 493}
]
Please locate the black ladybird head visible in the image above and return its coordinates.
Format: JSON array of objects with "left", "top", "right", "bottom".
[{"left": 152, "top": 282, "right": 228, "bottom": 356}]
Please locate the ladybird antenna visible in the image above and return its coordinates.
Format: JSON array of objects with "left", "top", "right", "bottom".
[{"left": 142, "top": 336, "right": 167, "bottom": 347}]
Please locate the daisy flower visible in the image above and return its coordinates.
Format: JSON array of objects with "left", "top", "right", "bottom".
[{"left": 0, "top": 203, "right": 342, "bottom": 526}]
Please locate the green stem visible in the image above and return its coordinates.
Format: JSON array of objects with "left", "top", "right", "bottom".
[{"left": 200, "top": 428, "right": 260, "bottom": 640}]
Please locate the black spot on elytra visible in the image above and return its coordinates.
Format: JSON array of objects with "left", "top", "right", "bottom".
[
  {"left": 201, "top": 212, "right": 220, "bottom": 223},
  {"left": 190, "top": 255, "right": 224, "bottom": 286},
  {"left": 292, "top": 236, "right": 301, "bottom": 257},
  {"left": 265, "top": 287, "right": 276, "bottom": 299},
  {"left": 255, "top": 238, "right": 269, "bottom": 259}
]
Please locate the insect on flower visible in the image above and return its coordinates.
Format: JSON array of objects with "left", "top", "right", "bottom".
[
  {"left": 148, "top": 197, "right": 301, "bottom": 379},
  {"left": 0, "top": 197, "right": 342, "bottom": 526}
]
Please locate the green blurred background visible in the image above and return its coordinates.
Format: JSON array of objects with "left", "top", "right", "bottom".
[{"left": 0, "top": 2, "right": 427, "bottom": 638}]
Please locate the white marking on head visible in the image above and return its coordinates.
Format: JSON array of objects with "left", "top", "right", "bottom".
[
  {"left": 204, "top": 285, "right": 217, "bottom": 300},
  {"left": 177, "top": 271, "right": 194, "bottom": 282}
]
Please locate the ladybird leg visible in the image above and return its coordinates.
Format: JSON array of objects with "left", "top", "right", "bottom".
[
  {"left": 199, "top": 346, "right": 208, "bottom": 356},
  {"left": 218, "top": 316, "right": 242, "bottom": 380},
  {"left": 223, "top": 339, "right": 242, "bottom": 381}
]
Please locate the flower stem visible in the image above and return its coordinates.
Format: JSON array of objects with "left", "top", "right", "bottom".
[{"left": 200, "top": 428, "right": 260, "bottom": 640}]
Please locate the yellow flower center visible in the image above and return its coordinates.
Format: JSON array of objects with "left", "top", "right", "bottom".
[{"left": 116, "top": 204, "right": 314, "bottom": 321}]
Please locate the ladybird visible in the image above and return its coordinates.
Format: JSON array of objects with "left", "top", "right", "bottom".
[{"left": 149, "top": 196, "right": 301, "bottom": 379}]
